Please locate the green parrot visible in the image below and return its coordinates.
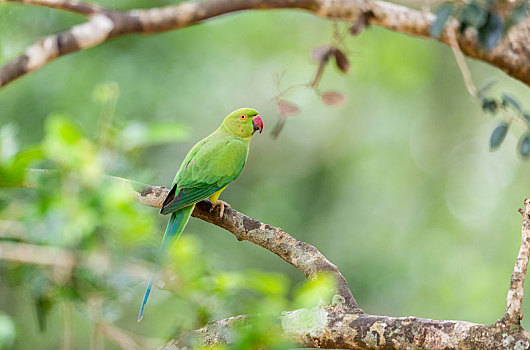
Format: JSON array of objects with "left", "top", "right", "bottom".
[{"left": 138, "top": 107, "right": 263, "bottom": 321}]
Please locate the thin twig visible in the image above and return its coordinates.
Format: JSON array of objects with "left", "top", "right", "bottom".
[
  {"left": 0, "top": 241, "right": 75, "bottom": 282},
  {"left": 89, "top": 298, "right": 104, "bottom": 350},
  {"left": 61, "top": 301, "right": 73, "bottom": 350},
  {"left": 448, "top": 27, "right": 477, "bottom": 98},
  {"left": 0, "top": 0, "right": 106, "bottom": 15},
  {"left": 503, "top": 198, "right": 530, "bottom": 325},
  {"left": 98, "top": 323, "right": 142, "bottom": 350}
]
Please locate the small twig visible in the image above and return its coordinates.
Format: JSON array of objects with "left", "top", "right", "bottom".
[
  {"left": 0, "top": 0, "right": 107, "bottom": 16},
  {"left": 447, "top": 27, "right": 477, "bottom": 98},
  {"left": 0, "top": 238, "right": 150, "bottom": 283},
  {"left": 0, "top": 241, "right": 75, "bottom": 282},
  {"left": 97, "top": 323, "right": 142, "bottom": 350},
  {"left": 61, "top": 301, "right": 73, "bottom": 350},
  {"left": 89, "top": 298, "right": 104, "bottom": 350},
  {"left": 503, "top": 198, "right": 530, "bottom": 325}
]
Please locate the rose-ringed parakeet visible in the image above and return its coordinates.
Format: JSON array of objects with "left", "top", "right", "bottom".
[{"left": 138, "top": 108, "right": 263, "bottom": 321}]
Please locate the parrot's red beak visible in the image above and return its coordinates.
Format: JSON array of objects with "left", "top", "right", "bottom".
[{"left": 252, "top": 115, "right": 263, "bottom": 135}]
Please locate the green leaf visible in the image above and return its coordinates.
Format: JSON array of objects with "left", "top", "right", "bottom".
[
  {"left": 478, "top": 12, "right": 504, "bottom": 51},
  {"left": 431, "top": 3, "right": 454, "bottom": 38},
  {"left": 92, "top": 81, "right": 119, "bottom": 104},
  {"left": 0, "top": 123, "right": 19, "bottom": 162},
  {"left": 0, "top": 312, "right": 15, "bottom": 349},
  {"left": 490, "top": 122, "right": 509, "bottom": 150},
  {"left": 45, "top": 114, "right": 82, "bottom": 145},
  {"left": 501, "top": 93, "right": 522, "bottom": 112},
  {"left": 459, "top": 2, "right": 488, "bottom": 29},
  {"left": 481, "top": 98, "right": 498, "bottom": 114},
  {"left": 519, "top": 132, "right": 530, "bottom": 158},
  {"left": 293, "top": 272, "right": 335, "bottom": 309}
]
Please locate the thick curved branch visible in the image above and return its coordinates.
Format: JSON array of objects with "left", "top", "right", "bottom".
[
  {"left": 161, "top": 305, "right": 530, "bottom": 349},
  {"left": 127, "top": 176, "right": 359, "bottom": 309},
  {"left": 22, "top": 169, "right": 359, "bottom": 309},
  {"left": 1, "top": 0, "right": 529, "bottom": 87}
]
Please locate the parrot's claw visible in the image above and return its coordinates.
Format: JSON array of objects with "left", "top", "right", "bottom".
[{"left": 210, "top": 200, "right": 231, "bottom": 218}]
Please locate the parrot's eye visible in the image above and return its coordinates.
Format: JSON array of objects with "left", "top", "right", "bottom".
[{"left": 240, "top": 115, "right": 247, "bottom": 120}]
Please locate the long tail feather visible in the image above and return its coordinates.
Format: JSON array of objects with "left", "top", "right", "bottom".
[{"left": 138, "top": 204, "right": 194, "bottom": 322}]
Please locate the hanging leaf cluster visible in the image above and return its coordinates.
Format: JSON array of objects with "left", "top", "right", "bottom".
[
  {"left": 272, "top": 43, "right": 350, "bottom": 138},
  {"left": 430, "top": 0, "right": 528, "bottom": 51},
  {"left": 480, "top": 83, "right": 530, "bottom": 158}
]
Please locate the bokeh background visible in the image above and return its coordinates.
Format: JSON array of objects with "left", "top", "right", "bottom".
[{"left": 1, "top": 0, "right": 530, "bottom": 348}]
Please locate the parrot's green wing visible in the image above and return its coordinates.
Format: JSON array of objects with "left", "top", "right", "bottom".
[
  {"left": 160, "top": 185, "right": 222, "bottom": 214},
  {"left": 160, "top": 137, "right": 249, "bottom": 215}
]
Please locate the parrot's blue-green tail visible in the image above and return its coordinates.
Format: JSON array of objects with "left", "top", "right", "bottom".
[{"left": 138, "top": 205, "right": 194, "bottom": 322}]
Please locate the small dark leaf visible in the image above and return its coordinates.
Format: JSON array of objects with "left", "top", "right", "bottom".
[
  {"left": 459, "top": 2, "right": 488, "bottom": 29},
  {"left": 321, "top": 92, "right": 346, "bottom": 106},
  {"left": 430, "top": 3, "right": 454, "bottom": 38},
  {"left": 276, "top": 100, "right": 300, "bottom": 117},
  {"left": 350, "top": 11, "right": 372, "bottom": 35},
  {"left": 501, "top": 93, "right": 522, "bottom": 112},
  {"left": 311, "top": 45, "right": 333, "bottom": 63},
  {"left": 481, "top": 98, "right": 498, "bottom": 114},
  {"left": 519, "top": 132, "right": 530, "bottom": 158},
  {"left": 34, "top": 296, "right": 53, "bottom": 332},
  {"left": 459, "top": 22, "right": 469, "bottom": 34},
  {"left": 333, "top": 49, "right": 350, "bottom": 74},
  {"left": 490, "top": 122, "right": 509, "bottom": 150},
  {"left": 478, "top": 12, "right": 504, "bottom": 51},
  {"left": 310, "top": 61, "right": 326, "bottom": 89}
]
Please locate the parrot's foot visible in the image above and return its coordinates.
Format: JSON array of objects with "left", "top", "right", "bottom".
[{"left": 210, "top": 200, "right": 231, "bottom": 218}]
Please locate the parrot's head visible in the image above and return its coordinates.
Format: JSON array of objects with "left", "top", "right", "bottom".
[{"left": 223, "top": 108, "right": 263, "bottom": 138}]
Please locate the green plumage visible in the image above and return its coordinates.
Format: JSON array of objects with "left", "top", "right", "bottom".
[{"left": 138, "top": 108, "right": 262, "bottom": 321}]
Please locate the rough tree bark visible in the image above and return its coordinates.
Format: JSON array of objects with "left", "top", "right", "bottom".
[
  {"left": 20, "top": 170, "right": 530, "bottom": 349},
  {"left": 0, "top": 0, "right": 529, "bottom": 87}
]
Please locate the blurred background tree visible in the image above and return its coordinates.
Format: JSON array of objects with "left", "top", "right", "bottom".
[{"left": 0, "top": 0, "right": 530, "bottom": 348}]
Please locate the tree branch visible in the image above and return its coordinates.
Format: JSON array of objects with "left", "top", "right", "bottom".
[
  {"left": 504, "top": 198, "right": 530, "bottom": 325},
  {"left": 1, "top": 0, "right": 530, "bottom": 87},
  {"left": 22, "top": 169, "right": 359, "bottom": 309},
  {"left": 162, "top": 305, "right": 530, "bottom": 349}
]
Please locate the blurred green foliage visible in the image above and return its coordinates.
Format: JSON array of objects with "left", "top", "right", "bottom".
[
  {"left": 0, "top": 312, "right": 15, "bottom": 349},
  {"left": 0, "top": 0, "right": 530, "bottom": 349}
]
